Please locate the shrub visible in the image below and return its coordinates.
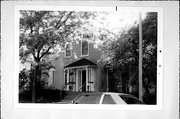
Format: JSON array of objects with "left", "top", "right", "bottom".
[
  {"left": 19, "top": 90, "right": 32, "bottom": 103},
  {"left": 36, "top": 88, "right": 62, "bottom": 103},
  {"left": 19, "top": 88, "right": 63, "bottom": 103}
]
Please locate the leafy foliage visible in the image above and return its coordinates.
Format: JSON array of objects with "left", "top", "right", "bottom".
[
  {"left": 19, "top": 11, "right": 94, "bottom": 63},
  {"left": 19, "top": 10, "right": 97, "bottom": 102},
  {"left": 19, "top": 67, "right": 47, "bottom": 92},
  {"left": 100, "top": 12, "right": 157, "bottom": 104}
]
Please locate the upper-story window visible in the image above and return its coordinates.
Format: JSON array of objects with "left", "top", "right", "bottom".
[
  {"left": 81, "top": 40, "right": 89, "bottom": 56},
  {"left": 65, "top": 43, "right": 72, "bottom": 57}
]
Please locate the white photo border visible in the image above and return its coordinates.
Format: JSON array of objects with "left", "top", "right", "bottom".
[{"left": 14, "top": 5, "right": 163, "bottom": 110}]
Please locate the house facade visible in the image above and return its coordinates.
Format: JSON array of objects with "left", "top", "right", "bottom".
[{"left": 49, "top": 39, "right": 108, "bottom": 92}]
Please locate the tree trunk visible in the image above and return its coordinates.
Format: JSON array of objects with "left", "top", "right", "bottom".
[
  {"left": 144, "top": 79, "right": 150, "bottom": 104},
  {"left": 117, "top": 70, "right": 122, "bottom": 92},
  {"left": 128, "top": 64, "right": 132, "bottom": 94},
  {"left": 32, "top": 62, "right": 40, "bottom": 103}
]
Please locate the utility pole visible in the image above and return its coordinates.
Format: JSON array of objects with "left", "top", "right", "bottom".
[{"left": 138, "top": 12, "right": 143, "bottom": 101}]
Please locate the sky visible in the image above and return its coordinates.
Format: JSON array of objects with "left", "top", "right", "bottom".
[{"left": 92, "top": 10, "right": 147, "bottom": 34}]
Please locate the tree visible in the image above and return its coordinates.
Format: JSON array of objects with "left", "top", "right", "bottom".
[
  {"left": 100, "top": 12, "right": 157, "bottom": 104},
  {"left": 19, "top": 10, "right": 96, "bottom": 102}
]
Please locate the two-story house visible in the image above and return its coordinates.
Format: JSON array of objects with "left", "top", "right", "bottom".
[{"left": 48, "top": 37, "right": 108, "bottom": 93}]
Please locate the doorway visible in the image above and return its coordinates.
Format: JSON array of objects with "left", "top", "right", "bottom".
[{"left": 82, "top": 70, "right": 86, "bottom": 92}]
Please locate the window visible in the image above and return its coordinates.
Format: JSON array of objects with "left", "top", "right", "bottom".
[
  {"left": 81, "top": 40, "right": 89, "bottom": 56},
  {"left": 65, "top": 43, "right": 72, "bottom": 57},
  {"left": 48, "top": 68, "right": 55, "bottom": 86},
  {"left": 119, "top": 95, "right": 144, "bottom": 104},
  {"left": 88, "top": 69, "right": 91, "bottom": 83},
  {"left": 88, "top": 69, "right": 94, "bottom": 91},
  {"left": 102, "top": 95, "right": 116, "bottom": 104},
  {"left": 52, "top": 70, "right": 55, "bottom": 85},
  {"left": 73, "top": 94, "right": 101, "bottom": 104},
  {"left": 64, "top": 70, "right": 68, "bottom": 85}
]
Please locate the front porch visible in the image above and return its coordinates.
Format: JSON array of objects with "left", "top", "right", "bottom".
[{"left": 63, "top": 58, "right": 97, "bottom": 92}]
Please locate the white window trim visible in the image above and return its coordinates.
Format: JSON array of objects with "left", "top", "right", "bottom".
[
  {"left": 64, "top": 43, "right": 72, "bottom": 58},
  {"left": 81, "top": 40, "right": 89, "bottom": 57}
]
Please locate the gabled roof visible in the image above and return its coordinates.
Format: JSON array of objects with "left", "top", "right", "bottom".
[{"left": 64, "top": 58, "right": 97, "bottom": 68}]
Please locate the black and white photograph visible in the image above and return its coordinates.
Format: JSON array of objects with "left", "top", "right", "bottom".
[
  {"left": 1, "top": 1, "right": 179, "bottom": 119},
  {"left": 18, "top": 8, "right": 159, "bottom": 105}
]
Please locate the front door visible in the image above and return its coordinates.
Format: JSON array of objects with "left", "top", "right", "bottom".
[{"left": 82, "top": 70, "right": 86, "bottom": 92}]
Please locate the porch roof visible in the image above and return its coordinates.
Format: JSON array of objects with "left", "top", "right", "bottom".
[{"left": 64, "top": 58, "right": 97, "bottom": 69}]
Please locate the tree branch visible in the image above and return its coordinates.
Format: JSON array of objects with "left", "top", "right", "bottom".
[
  {"left": 39, "top": 46, "right": 52, "bottom": 59},
  {"left": 56, "top": 12, "right": 74, "bottom": 29},
  {"left": 55, "top": 14, "right": 64, "bottom": 29}
]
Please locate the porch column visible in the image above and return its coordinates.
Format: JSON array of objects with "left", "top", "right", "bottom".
[
  {"left": 67, "top": 69, "right": 69, "bottom": 91},
  {"left": 63, "top": 69, "right": 65, "bottom": 90},
  {"left": 86, "top": 67, "right": 88, "bottom": 91},
  {"left": 75, "top": 69, "right": 78, "bottom": 92}
]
